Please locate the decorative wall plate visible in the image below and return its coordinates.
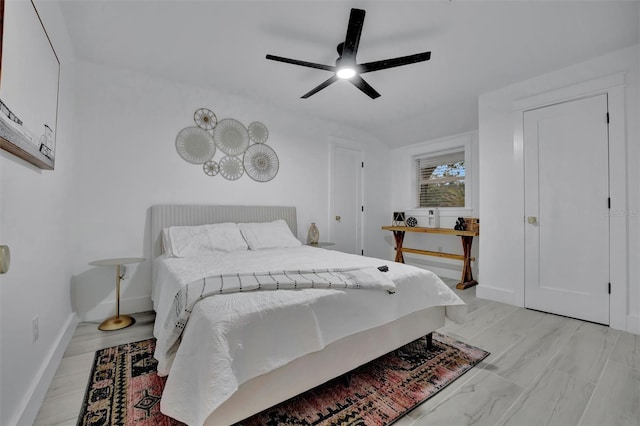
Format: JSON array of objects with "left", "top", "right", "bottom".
[
  {"left": 248, "top": 121, "right": 269, "bottom": 144},
  {"left": 213, "top": 119, "right": 250, "bottom": 155},
  {"left": 175, "top": 126, "right": 216, "bottom": 164},
  {"left": 203, "top": 160, "right": 219, "bottom": 176},
  {"left": 219, "top": 155, "right": 244, "bottom": 180},
  {"left": 243, "top": 144, "right": 279, "bottom": 182},
  {"left": 194, "top": 108, "right": 217, "bottom": 130}
]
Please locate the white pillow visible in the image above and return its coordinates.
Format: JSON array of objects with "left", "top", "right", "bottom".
[
  {"left": 164, "top": 222, "right": 248, "bottom": 257},
  {"left": 161, "top": 228, "right": 174, "bottom": 256},
  {"left": 238, "top": 220, "right": 301, "bottom": 250}
]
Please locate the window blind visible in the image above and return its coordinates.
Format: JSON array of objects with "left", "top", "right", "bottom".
[{"left": 417, "top": 150, "right": 465, "bottom": 208}]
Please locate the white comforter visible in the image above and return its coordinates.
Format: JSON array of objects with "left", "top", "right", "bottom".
[{"left": 152, "top": 246, "right": 466, "bottom": 426}]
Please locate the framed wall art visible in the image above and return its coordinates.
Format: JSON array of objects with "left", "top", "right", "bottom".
[{"left": 0, "top": 0, "right": 60, "bottom": 170}]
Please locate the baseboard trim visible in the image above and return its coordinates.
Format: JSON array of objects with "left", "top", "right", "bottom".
[
  {"left": 14, "top": 312, "right": 78, "bottom": 426},
  {"left": 476, "top": 284, "right": 516, "bottom": 306}
]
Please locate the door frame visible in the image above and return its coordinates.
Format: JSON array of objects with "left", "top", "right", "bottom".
[
  {"left": 328, "top": 137, "right": 364, "bottom": 255},
  {"left": 513, "top": 72, "right": 628, "bottom": 330},
  {"left": 523, "top": 93, "right": 611, "bottom": 324}
]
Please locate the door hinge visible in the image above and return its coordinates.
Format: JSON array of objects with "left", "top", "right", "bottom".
[
  {"left": 608, "top": 197, "right": 611, "bottom": 209},
  {"left": 361, "top": 161, "right": 364, "bottom": 168},
  {"left": 361, "top": 205, "right": 364, "bottom": 212},
  {"left": 361, "top": 250, "right": 364, "bottom": 256},
  {"left": 608, "top": 282, "right": 611, "bottom": 294},
  {"left": 606, "top": 112, "right": 610, "bottom": 124}
]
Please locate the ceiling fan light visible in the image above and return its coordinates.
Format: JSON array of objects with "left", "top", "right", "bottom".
[{"left": 336, "top": 67, "right": 356, "bottom": 79}]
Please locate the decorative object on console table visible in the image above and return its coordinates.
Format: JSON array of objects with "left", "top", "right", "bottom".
[
  {"left": 463, "top": 217, "right": 479, "bottom": 232},
  {"left": 454, "top": 217, "right": 465, "bottom": 231},
  {"left": 426, "top": 208, "right": 439, "bottom": 228},
  {"left": 406, "top": 216, "right": 418, "bottom": 227},
  {"left": 88, "top": 257, "right": 144, "bottom": 331},
  {"left": 307, "top": 222, "right": 320, "bottom": 245},
  {"left": 392, "top": 211, "right": 406, "bottom": 226}
]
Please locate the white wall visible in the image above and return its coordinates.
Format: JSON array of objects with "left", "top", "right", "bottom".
[
  {"left": 388, "top": 131, "right": 480, "bottom": 279},
  {"left": 69, "top": 60, "right": 391, "bottom": 322},
  {"left": 478, "top": 45, "right": 639, "bottom": 333},
  {"left": 0, "top": 1, "right": 79, "bottom": 424}
]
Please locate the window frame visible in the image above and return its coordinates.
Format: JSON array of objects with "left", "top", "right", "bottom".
[{"left": 413, "top": 144, "right": 472, "bottom": 211}]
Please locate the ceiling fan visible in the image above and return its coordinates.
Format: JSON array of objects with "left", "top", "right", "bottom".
[{"left": 265, "top": 8, "right": 431, "bottom": 99}]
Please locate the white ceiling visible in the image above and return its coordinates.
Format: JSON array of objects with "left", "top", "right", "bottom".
[{"left": 57, "top": 0, "right": 639, "bottom": 147}]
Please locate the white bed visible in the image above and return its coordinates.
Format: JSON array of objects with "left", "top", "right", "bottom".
[{"left": 149, "top": 205, "right": 466, "bottom": 426}]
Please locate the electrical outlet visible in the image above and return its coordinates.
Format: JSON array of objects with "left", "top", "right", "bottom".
[{"left": 32, "top": 315, "right": 39, "bottom": 343}]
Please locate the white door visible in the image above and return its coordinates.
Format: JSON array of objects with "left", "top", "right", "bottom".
[
  {"left": 329, "top": 143, "right": 363, "bottom": 254},
  {"left": 524, "top": 94, "right": 610, "bottom": 324}
]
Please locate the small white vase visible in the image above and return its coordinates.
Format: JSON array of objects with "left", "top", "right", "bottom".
[{"left": 307, "top": 223, "right": 320, "bottom": 244}]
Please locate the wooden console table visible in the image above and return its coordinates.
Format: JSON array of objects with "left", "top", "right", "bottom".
[{"left": 381, "top": 226, "right": 479, "bottom": 290}]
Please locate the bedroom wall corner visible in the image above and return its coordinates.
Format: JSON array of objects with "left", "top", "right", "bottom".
[{"left": 0, "top": 1, "right": 81, "bottom": 424}]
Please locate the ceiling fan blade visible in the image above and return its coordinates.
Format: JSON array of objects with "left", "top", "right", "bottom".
[
  {"left": 341, "top": 8, "right": 365, "bottom": 61},
  {"left": 301, "top": 75, "right": 339, "bottom": 98},
  {"left": 359, "top": 51, "right": 431, "bottom": 74},
  {"left": 266, "top": 54, "right": 335, "bottom": 72},
  {"left": 349, "top": 75, "right": 381, "bottom": 99}
]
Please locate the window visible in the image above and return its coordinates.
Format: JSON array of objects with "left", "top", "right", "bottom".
[{"left": 416, "top": 150, "right": 465, "bottom": 208}]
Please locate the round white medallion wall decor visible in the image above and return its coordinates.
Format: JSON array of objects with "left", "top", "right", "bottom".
[
  {"left": 174, "top": 108, "right": 278, "bottom": 182},
  {"left": 219, "top": 155, "right": 244, "bottom": 180},
  {"left": 175, "top": 126, "right": 216, "bottom": 164},
  {"left": 243, "top": 144, "right": 279, "bottom": 182},
  {"left": 194, "top": 108, "right": 217, "bottom": 130},
  {"left": 248, "top": 121, "right": 269, "bottom": 144},
  {"left": 213, "top": 118, "right": 250, "bottom": 155},
  {"left": 203, "top": 160, "right": 219, "bottom": 176}
]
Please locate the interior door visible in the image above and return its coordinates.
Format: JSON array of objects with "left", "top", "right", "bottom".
[
  {"left": 524, "top": 93, "right": 610, "bottom": 324},
  {"left": 329, "top": 143, "right": 363, "bottom": 254}
]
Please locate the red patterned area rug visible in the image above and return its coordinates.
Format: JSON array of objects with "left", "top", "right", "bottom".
[{"left": 77, "top": 333, "right": 488, "bottom": 426}]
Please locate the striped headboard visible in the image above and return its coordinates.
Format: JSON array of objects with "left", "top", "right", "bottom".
[{"left": 150, "top": 205, "right": 297, "bottom": 258}]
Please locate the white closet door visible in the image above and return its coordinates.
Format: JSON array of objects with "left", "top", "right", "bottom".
[{"left": 524, "top": 93, "right": 610, "bottom": 324}]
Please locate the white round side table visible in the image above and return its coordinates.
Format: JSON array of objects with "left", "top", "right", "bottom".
[
  {"left": 306, "top": 242, "right": 335, "bottom": 248},
  {"left": 89, "top": 257, "right": 144, "bottom": 331}
]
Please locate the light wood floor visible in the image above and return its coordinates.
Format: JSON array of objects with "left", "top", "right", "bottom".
[{"left": 35, "top": 278, "right": 640, "bottom": 426}]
